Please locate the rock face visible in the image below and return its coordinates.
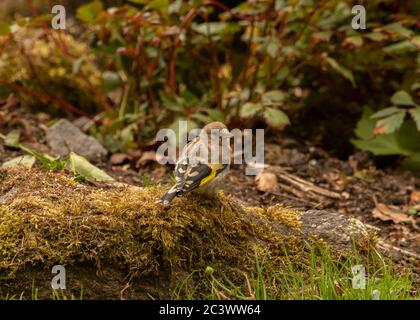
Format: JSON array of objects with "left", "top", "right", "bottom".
[
  {"left": 46, "top": 119, "right": 107, "bottom": 161},
  {"left": 238, "top": 205, "right": 370, "bottom": 253},
  {"left": 300, "top": 210, "right": 369, "bottom": 251}
]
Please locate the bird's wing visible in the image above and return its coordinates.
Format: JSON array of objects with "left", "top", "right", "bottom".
[
  {"left": 175, "top": 158, "right": 228, "bottom": 192},
  {"left": 173, "top": 135, "right": 229, "bottom": 194}
]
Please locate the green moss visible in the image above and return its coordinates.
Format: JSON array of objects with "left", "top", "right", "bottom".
[
  {"left": 0, "top": 167, "right": 307, "bottom": 280},
  {"left": 0, "top": 169, "right": 6, "bottom": 185}
]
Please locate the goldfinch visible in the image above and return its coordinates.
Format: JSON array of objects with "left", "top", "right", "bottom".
[{"left": 158, "top": 122, "right": 232, "bottom": 205}]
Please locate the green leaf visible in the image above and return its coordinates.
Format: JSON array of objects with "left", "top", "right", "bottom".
[
  {"left": 383, "top": 23, "right": 414, "bottom": 38},
  {"left": 263, "top": 108, "right": 290, "bottom": 128},
  {"left": 146, "top": 0, "right": 169, "bottom": 14},
  {"left": 371, "top": 107, "right": 401, "bottom": 119},
  {"left": 352, "top": 119, "right": 420, "bottom": 156},
  {"left": 351, "top": 135, "right": 407, "bottom": 156},
  {"left": 411, "top": 36, "right": 420, "bottom": 48},
  {"left": 202, "top": 108, "right": 225, "bottom": 122},
  {"left": 72, "top": 56, "right": 85, "bottom": 75},
  {"left": 365, "top": 32, "right": 388, "bottom": 42},
  {"left": 159, "top": 91, "right": 184, "bottom": 112},
  {"left": 391, "top": 90, "right": 415, "bottom": 106},
  {"left": 120, "top": 123, "right": 138, "bottom": 150},
  {"left": 354, "top": 107, "right": 375, "bottom": 139},
  {"left": 401, "top": 153, "right": 420, "bottom": 171},
  {"left": 396, "top": 120, "right": 420, "bottom": 152},
  {"left": 240, "top": 102, "right": 263, "bottom": 118},
  {"left": 376, "top": 111, "right": 405, "bottom": 134},
  {"left": 192, "top": 22, "right": 232, "bottom": 36},
  {"left": 102, "top": 71, "right": 121, "bottom": 91},
  {"left": 265, "top": 38, "right": 280, "bottom": 58},
  {"left": 191, "top": 112, "right": 213, "bottom": 124},
  {"left": 76, "top": 0, "right": 103, "bottom": 23},
  {"left": 262, "top": 90, "right": 285, "bottom": 103},
  {"left": 0, "top": 22, "right": 10, "bottom": 36},
  {"left": 4, "top": 129, "right": 20, "bottom": 148},
  {"left": 409, "top": 107, "right": 420, "bottom": 131},
  {"left": 313, "top": 31, "right": 333, "bottom": 42},
  {"left": 68, "top": 152, "right": 114, "bottom": 182},
  {"left": 1, "top": 155, "right": 35, "bottom": 169},
  {"left": 345, "top": 35, "right": 363, "bottom": 47},
  {"left": 18, "top": 144, "right": 65, "bottom": 170},
  {"left": 384, "top": 40, "right": 418, "bottom": 54},
  {"left": 411, "top": 83, "right": 420, "bottom": 92},
  {"left": 127, "top": 0, "right": 149, "bottom": 3},
  {"left": 27, "top": 14, "right": 53, "bottom": 28},
  {"left": 266, "top": 42, "right": 279, "bottom": 58},
  {"left": 326, "top": 57, "right": 356, "bottom": 87}
]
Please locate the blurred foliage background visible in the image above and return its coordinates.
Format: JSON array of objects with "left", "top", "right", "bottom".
[{"left": 0, "top": 0, "right": 419, "bottom": 168}]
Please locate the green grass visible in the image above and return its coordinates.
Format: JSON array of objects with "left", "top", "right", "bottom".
[
  {"left": 2, "top": 246, "right": 416, "bottom": 300},
  {"left": 173, "top": 244, "right": 418, "bottom": 300}
]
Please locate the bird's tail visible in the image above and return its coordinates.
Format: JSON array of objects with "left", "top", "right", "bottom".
[{"left": 156, "top": 186, "right": 179, "bottom": 205}]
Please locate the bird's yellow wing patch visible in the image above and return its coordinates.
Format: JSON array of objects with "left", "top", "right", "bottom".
[{"left": 199, "top": 164, "right": 223, "bottom": 186}]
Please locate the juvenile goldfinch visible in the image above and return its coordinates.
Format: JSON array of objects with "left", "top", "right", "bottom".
[{"left": 158, "top": 122, "right": 232, "bottom": 205}]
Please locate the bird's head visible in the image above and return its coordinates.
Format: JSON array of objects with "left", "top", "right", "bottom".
[{"left": 201, "top": 121, "right": 233, "bottom": 140}]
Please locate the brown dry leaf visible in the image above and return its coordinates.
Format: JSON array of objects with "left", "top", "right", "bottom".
[
  {"left": 389, "top": 225, "right": 411, "bottom": 241},
  {"left": 255, "top": 172, "right": 278, "bottom": 192},
  {"left": 110, "top": 153, "right": 131, "bottom": 165},
  {"left": 372, "top": 203, "right": 413, "bottom": 224},
  {"left": 409, "top": 191, "right": 420, "bottom": 204},
  {"left": 136, "top": 151, "right": 157, "bottom": 167},
  {"left": 126, "top": 148, "right": 142, "bottom": 158}
]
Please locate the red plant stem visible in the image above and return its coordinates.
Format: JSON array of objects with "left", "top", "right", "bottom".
[
  {"left": 168, "top": 0, "right": 272, "bottom": 95},
  {"left": 168, "top": 48, "right": 176, "bottom": 94},
  {"left": 0, "top": 80, "right": 89, "bottom": 116},
  {"left": 16, "top": 40, "right": 87, "bottom": 116},
  {"left": 26, "top": 0, "right": 39, "bottom": 16},
  {"left": 0, "top": 35, "right": 12, "bottom": 54},
  {"left": 203, "top": 12, "right": 223, "bottom": 110},
  {"left": 250, "top": 3, "right": 273, "bottom": 99}
]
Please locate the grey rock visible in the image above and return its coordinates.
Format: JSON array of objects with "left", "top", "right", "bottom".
[
  {"left": 46, "top": 119, "right": 107, "bottom": 162},
  {"left": 240, "top": 206, "right": 370, "bottom": 252},
  {"left": 300, "top": 210, "right": 369, "bottom": 251},
  {"left": 72, "top": 116, "right": 91, "bottom": 131}
]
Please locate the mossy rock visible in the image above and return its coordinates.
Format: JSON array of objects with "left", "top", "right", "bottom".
[{"left": 0, "top": 167, "right": 373, "bottom": 298}]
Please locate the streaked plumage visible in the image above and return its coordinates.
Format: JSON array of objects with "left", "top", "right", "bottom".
[{"left": 158, "top": 122, "right": 232, "bottom": 205}]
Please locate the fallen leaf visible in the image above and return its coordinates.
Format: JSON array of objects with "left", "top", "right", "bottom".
[
  {"left": 255, "top": 172, "right": 278, "bottom": 192},
  {"left": 372, "top": 203, "right": 413, "bottom": 224},
  {"left": 68, "top": 152, "right": 114, "bottom": 182},
  {"left": 341, "top": 192, "right": 350, "bottom": 200},
  {"left": 4, "top": 129, "right": 20, "bottom": 148},
  {"left": 110, "top": 153, "right": 131, "bottom": 165},
  {"left": 409, "top": 191, "right": 420, "bottom": 204},
  {"left": 136, "top": 151, "right": 157, "bottom": 167},
  {"left": 126, "top": 148, "right": 142, "bottom": 158},
  {"left": 1, "top": 155, "right": 35, "bottom": 169}
]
